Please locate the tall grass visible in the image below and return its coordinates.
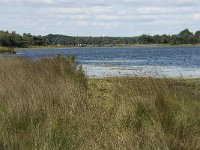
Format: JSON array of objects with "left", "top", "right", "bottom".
[
  {"left": 0, "top": 46, "right": 16, "bottom": 54},
  {"left": 88, "top": 78, "right": 200, "bottom": 150},
  {"left": 0, "top": 56, "right": 199, "bottom": 149},
  {"left": 0, "top": 56, "right": 88, "bottom": 149}
]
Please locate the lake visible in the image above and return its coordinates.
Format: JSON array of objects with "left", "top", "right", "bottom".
[{"left": 15, "top": 46, "right": 200, "bottom": 78}]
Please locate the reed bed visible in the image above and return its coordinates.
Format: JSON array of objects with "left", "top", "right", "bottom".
[{"left": 0, "top": 56, "right": 199, "bottom": 150}]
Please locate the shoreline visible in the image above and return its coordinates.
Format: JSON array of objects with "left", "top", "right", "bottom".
[{"left": 15, "top": 44, "right": 200, "bottom": 50}]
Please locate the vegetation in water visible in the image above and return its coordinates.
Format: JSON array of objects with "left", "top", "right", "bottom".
[
  {"left": 0, "top": 29, "right": 200, "bottom": 48},
  {"left": 0, "top": 56, "right": 200, "bottom": 149}
]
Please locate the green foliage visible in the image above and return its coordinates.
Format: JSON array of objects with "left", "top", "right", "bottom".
[
  {"left": 138, "top": 34, "right": 155, "bottom": 44},
  {"left": 195, "top": 31, "right": 200, "bottom": 43},
  {"left": 1, "top": 29, "right": 200, "bottom": 48}
]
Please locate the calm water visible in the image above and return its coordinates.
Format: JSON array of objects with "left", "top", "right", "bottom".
[{"left": 14, "top": 46, "right": 200, "bottom": 78}]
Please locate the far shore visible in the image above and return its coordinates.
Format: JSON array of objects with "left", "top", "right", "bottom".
[{"left": 15, "top": 44, "right": 200, "bottom": 50}]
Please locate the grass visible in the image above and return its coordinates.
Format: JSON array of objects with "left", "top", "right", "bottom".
[
  {"left": 0, "top": 56, "right": 200, "bottom": 149},
  {"left": 0, "top": 46, "right": 16, "bottom": 54}
]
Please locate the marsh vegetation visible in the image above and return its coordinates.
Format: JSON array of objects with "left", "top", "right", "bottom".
[
  {"left": 0, "top": 46, "right": 16, "bottom": 54},
  {"left": 0, "top": 56, "right": 199, "bottom": 150}
]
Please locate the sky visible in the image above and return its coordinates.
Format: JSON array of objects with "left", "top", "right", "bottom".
[{"left": 0, "top": 0, "right": 200, "bottom": 36}]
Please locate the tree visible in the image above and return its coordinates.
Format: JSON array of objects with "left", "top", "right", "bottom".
[
  {"left": 179, "top": 29, "right": 193, "bottom": 37},
  {"left": 195, "top": 31, "right": 200, "bottom": 43},
  {"left": 179, "top": 29, "right": 195, "bottom": 44},
  {"left": 0, "top": 29, "right": 200, "bottom": 48},
  {"left": 138, "top": 35, "right": 154, "bottom": 44}
]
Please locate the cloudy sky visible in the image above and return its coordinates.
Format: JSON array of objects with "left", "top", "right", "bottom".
[{"left": 0, "top": 0, "right": 200, "bottom": 36}]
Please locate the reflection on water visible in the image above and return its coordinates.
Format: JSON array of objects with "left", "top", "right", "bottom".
[
  {"left": 13, "top": 46, "right": 200, "bottom": 78},
  {"left": 83, "top": 65, "right": 200, "bottom": 78}
]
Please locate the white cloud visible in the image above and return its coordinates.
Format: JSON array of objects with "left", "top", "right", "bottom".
[
  {"left": 0, "top": 0, "right": 199, "bottom": 36},
  {"left": 135, "top": 7, "right": 194, "bottom": 15},
  {"left": 192, "top": 13, "right": 200, "bottom": 20},
  {"left": 1, "top": 0, "right": 56, "bottom": 3},
  {"left": 38, "top": 6, "right": 115, "bottom": 15},
  {"left": 123, "top": 0, "right": 198, "bottom": 4}
]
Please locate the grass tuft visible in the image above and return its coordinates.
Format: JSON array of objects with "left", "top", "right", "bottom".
[
  {"left": 0, "top": 57, "right": 199, "bottom": 149},
  {"left": 0, "top": 46, "right": 16, "bottom": 54}
]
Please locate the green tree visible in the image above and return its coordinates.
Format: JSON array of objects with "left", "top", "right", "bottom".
[
  {"left": 179, "top": 29, "right": 195, "bottom": 44},
  {"left": 195, "top": 31, "right": 200, "bottom": 43}
]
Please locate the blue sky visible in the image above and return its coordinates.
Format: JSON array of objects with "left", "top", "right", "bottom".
[{"left": 0, "top": 0, "right": 200, "bottom": 36}]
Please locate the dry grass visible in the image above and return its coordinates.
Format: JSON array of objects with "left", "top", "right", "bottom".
[
  {"left": 0, "top": 46, "right": 16, "bottom": 54},
  {"left": 0, "top": 56, "right": 200, "bottom": 150},
  {"left": 0, "top": 56, "right": 88, "bottom": 149},
  {"left": 88, "top": 78, "right": 200, "bottom": 150}
]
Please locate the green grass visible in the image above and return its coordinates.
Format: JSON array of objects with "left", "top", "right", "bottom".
[
  {"left": 0, "top": 56, "right": 200, "bottom": 149},
  {"left": 0, "top": 46, "right": 16, "bottom": 54}
]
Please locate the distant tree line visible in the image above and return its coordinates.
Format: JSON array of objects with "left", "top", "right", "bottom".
[{"left": 0, "top": 29, "right": 200, "bottom": 48}]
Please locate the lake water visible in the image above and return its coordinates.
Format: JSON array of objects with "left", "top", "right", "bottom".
[{"left": 15, "top": 46, "right": 200, "bottom": 78}]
